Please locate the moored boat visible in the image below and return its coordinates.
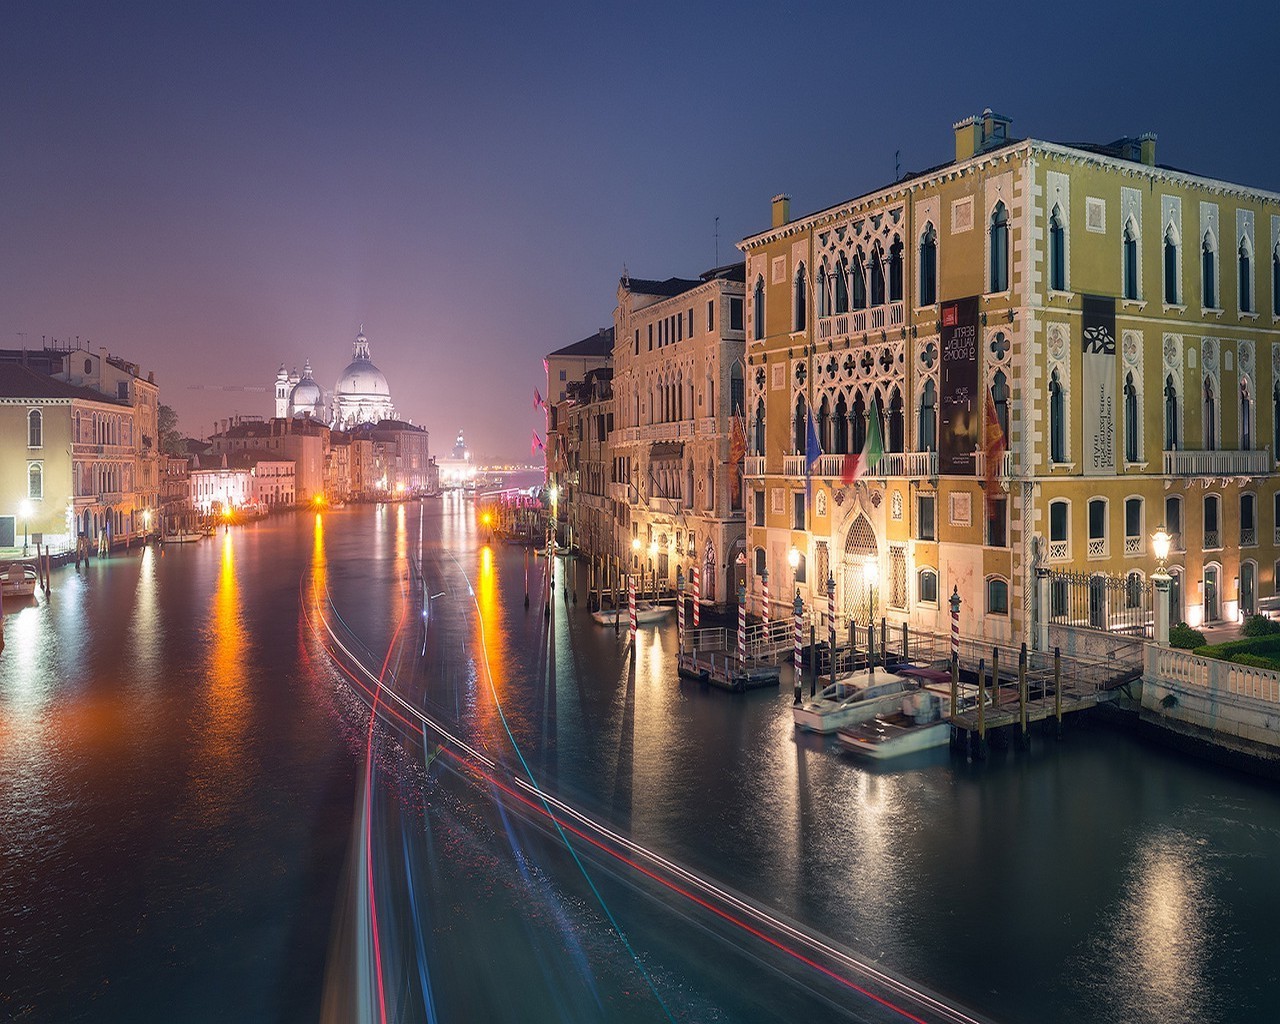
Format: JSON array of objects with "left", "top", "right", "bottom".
[
  {"left": 590, "top": 602, "right": 673, "bottom": 626},
  {"left": 1, "top": 561, "right": 38, "bottom": 599},
  {"left": 835, "top": 688, "right": 958, "bottom": 760},
  {"left": 792, "top": 668, "right": 918, "bottom": 734}
]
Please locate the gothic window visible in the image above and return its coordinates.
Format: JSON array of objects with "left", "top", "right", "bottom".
[
  {"left": 794, "top": 395, "right": 806, "bottom": 454},
  {"left": 989, "top": 202, "right": 1009, "bottom": 293},
  {"left": 1241, "top": 379, "right": 1253, "bottom": 450},
  {"left": 1239, "top": 238, "right": 1253, "bottom": 313},
  {"left": 851, "top": 252, "right": 867, "bottom": 310},
  {"left": 1123, "top": 220, "right": 1139, "bottom": 300},
  {"left": 888, "top": 387, "right": 904, "bottom": 453},
  {"left": 28, "top": 409, "right": 42, "bottom": 448},
  {"left": 817, "top": 263, "right": 828, "bottom": 318},
  {"left": 1049, "top": 205, "right": 1066, "bottom": 291},
  {"left": 1165, "top": 375, "right": 1180, "bottom": 450},
  {"left": 1202, "top": 232, "right": 1218, "bottom": 309},
  {"left": 834, "top": 393, "right": 849, "bottom": 455},
  {"left": 753, "top": 276, "right": 765, "bottom": 341},
  {"left": 818, "top": 395, "right": 831, "bottom": 453},
  {"left": 1203, "top": 375, "right": 1217, "bottom": 451},
  {"left": 851, "top": 393, "right": 867, "bottom": 453},
  {"left": 1049, "top": 369, "right": 1065, "bottom": 463},
  {"left": 752, "top": 399, "right": 766, "bottom": 456},
  {"left": 1124, "top": 372, "right": 1139, "bottom": 463},
  {"left": 888, "top": 235, "right": 903, "bottom": 303},
  {"left": 834, "top": 256, "right": 849, "bottom": 314},
  {"left": 919, "top": 223, "right": 937, "bottom": 306},
  {"left": 991, "top": 370, "right": 1009, "bottom": 438},
  {"left": 869, "top": 246, "right": 885, "bottom": 307},
  {"left": 918, "top": 379, "right": 937, "bottom": 452},
  {"left": 730, "top": 361, "right": 744, "bottom": 416},
  {"left": 1164, "top": 225, "right": 1179, "bottom": 304},
  {"left": 794, "top": 263, "right": 807, "bottom": 332}
]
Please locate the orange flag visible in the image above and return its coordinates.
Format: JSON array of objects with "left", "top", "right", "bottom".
[{"left": 983, "top": 389, "right": 1006, "bottom": 516}]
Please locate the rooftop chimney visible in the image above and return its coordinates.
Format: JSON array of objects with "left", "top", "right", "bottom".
[
  {"left": 1139, "top": 132, "right": 1157, "bottom": 166},
  {"left": 954, "top": 109, "right": 1013, "bottom": 162},
  {"left": 771, "top": 194, "right": 791, "bottom": 228}
]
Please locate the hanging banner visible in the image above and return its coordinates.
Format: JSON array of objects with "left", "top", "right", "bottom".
[
  {"left": 938, "top": 295, "right": 980, "bottom": 475},
  {"left": 1081, "top": 294, "right": 1116, "bottom": 476}
]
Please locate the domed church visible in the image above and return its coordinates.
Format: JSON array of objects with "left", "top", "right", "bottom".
[{"left": 332, "top": 325, "right": 396, "bottom": 430}]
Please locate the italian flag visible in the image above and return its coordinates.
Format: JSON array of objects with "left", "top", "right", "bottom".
[{"left": 850, "top": 408, "right": 884, "bottom": 480}]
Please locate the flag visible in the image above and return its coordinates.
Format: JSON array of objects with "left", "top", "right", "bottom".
[
  {"left": 531, "top": 430, "right": 545, "bottom": 455},
  {"left": 804, "top": 407, "right": 822, "bottom": 506},
  {"left": 728, "top": 409, "right": 746, "bottom": 508},
  {"left": 534, "top": 387, "right": 545, "bottom": 410},
  {"left": 851, "top": 406, "right": 884, "bottom": 480},
  {"left": 840, "top": 453, "right": 857, "bottom": 485},
  {"left": 983, "top": 388, "right": 1007, "bottom": 515}
]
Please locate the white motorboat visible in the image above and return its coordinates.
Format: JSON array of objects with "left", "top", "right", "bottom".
[
  {"left": 1, "top": 562, "right": 38, "bottom": 599},
  {"left": 590, "top": 602, "right": 674, "bottom": 626},
  {"left": 836, "top": 686, "right": 987, "bottom": 760},
  {"left": 791, "top": 668, "right": 918, "bottom": 734},
  {"left": 163, "top": 531, "right": 204, "bottom": 544}
]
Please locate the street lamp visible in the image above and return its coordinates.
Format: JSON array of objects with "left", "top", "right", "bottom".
[
  {"left": 1151, "top": 524, "right": 1173, "bottom": 645},
  {"left": 18, "top": 499, "right": 32, "bottom": 556},
  {"left": 1152, "top": 524, "right": 1172, "bottom": 573},
  {"left": 787, "top": 546, "right": 800, "bottom": 570}
]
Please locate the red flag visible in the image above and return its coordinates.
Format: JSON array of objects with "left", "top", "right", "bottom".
[
  {"left": 534, "top": 387, "right": 545, "bottom": 410},
  {"left": 983, "top": 389, "right": 1007, "bottom": 515},
  {"left": 840, "top": 453, "right": 856, "bottom": 485},
  {"left": 531, "top": 430, "right": 545, "bottom": 455}
]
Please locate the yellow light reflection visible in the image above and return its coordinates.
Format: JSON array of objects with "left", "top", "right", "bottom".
[
  {"left": 126, "top": 544, "right": 162, "bottom": 682},
  {"left": 472, "top": 538, "right": 507, "bottom": 741}
]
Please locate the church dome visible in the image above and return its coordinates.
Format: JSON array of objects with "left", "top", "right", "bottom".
[
  {"left": 335, "top": 328, "right": 390, "bottom": 397},
  {"left": 290, "top": 359, "right": 323, "bottom": 417}
]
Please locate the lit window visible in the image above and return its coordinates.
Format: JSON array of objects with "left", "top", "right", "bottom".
[
  {"left": 918, "top": 568, "right": 938, "bottom": 604},
  {"left": 28, "top": 409, "right": 43, "bottom": 448},
  {"left": 986, "top": 577, "right": 1009, "bottom": 615}
]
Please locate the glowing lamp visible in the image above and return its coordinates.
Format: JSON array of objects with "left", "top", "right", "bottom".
[
  {"left": 18, "top": 499, "right": 32, "bottom": 520},
  {"left": 1152, "top": 525, "right": 1171, "bottom": 568},
  {"left": 787, "top": 546, "right": 800, "bottom": 569},
  {"left": 631, "top": 538, "right": 641, "bottom": 552},
  {"left": 863, "top": 556, "right": 878, "bottom": 587}
]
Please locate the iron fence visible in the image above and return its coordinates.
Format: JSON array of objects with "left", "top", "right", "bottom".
[{"left": 1046, "top": 569, "right": 1153, "bottom": 638}]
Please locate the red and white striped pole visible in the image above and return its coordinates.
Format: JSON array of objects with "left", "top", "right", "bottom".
[
  {"left": 950, "top": 585, "right": 961, "bottom": 663},
  {"left": 677, "top": 576, "right": 686, "bottom": 652},
  {"left": 738, "top": 582, "right": 747, "bottom": 670},
  {"left": 692, "top": 566, "right": 701, "bottom": 628},
  {"left": 793, "top": 589, "right": 804, "bottom": 705},
  {"left": 762, "top": 567, "right": 770, "bottom": 627},
  {"left": 827, "top": 572, "right": 836, "bottom": 678},
  {"left": 628, "top": 574, "right": 637, "bottom": 645}
]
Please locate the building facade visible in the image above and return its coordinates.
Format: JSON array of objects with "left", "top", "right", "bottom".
[
  {"left": 210, "top": 416, "right": 329, "bottom": 502},
  {"left": 740, "top": 110, "right": 1280, "bottom": 646},
  {"left": 548, "top": 368, "right": 614, "bottom": 572},
  {"left": 609, "top": 266, "right": 747, "bottom": 607}
]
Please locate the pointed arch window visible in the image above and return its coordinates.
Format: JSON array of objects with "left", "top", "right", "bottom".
[
  {"left": 818, "top": 395, "right": 831, "bottom": 453},
  {"left": 989, "top": 202, "right": 1009, "bottom": 293},
  {"left": 991, "top": 370, "right": 1010, "bottom": 439},
  {"left": 919, "top": 223, "right": 937, "bottom": 306},
  {"left": 1240, "top": 378, "right": 1253, "bottom": 450},
  {"left": 1122, "top": 220, "right": 1139, "bottom": 300},
  {"left": 1123, "top": 372, "right": 1139, "bottom": 463},
  {"left": 833, "top": 393, "right": 849, "bottom": 454},
  {"left": 918, "top": 379, "right": 937, "bottom": 452},
  {"left": 1165, "top": 375, "right": 1180, "bottom": 450},
  {"left": 1202, "top": 232, "right": 1218, "bottom": 309},
  {"left": 1164, "top": 225, "right": 1179, "bottom": 304},
  {"left": 1048, "top": 206, "right": 1066, "bottom": 291},
  {"left": 1049, "top": 369, "right": 1065, "bottom": 463},
  {"left": 888, "top": 388, "right": 905, "bottom": 453},
  {"left": 793, "top": 395, "right": 806, "bottom": 454},
  {"left": 794, "top": 263, "right": 807, "bottom": 331},
  {"left": 1203, "top": 375, "right": 1217, "bottom": 451},
  {"left": 869, "top": 246, "right": 885, "bottom": 307},
  {"left": 752, "top": 399, "right": 765, "bottom": 456},
  {"left": 753, "top": 276, "right": 765, "bottom": 340},
  {"left": 1239, "top": 238, "right": 1253, "bottom": 313},
  {"left": 834, "top": 257, "right": 849, "bottom": 314},
  {"left": 851, "top": 252, "right": 867, "bottom": 310},
  {"left": 851, "top": 393, "right": 867, "bottom": 453},
  {"left": 817, "top": 263, "right": 828, "bottom": 318},
  {"left": 888, "top": 236, "right": 904, "bottom": 303}
]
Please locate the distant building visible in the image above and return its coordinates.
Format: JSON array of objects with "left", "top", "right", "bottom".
[
  {"left": 436, "top": 428, "right": 476, "bottom": 489},
  {"left": 228, "top": 450, "right": 296, "bottom": 508},
  {"left": 355, "top": 420, "right": 431, "bottom": 495},
  {"left": 209, "top": 416, "right": 328, "bottom": 502},
  {"left": 271, "top": 326, "right": 398, "bottom": 430},
  {"left": 189, "top": 454, "right": 251, "bottom": 514},
  {"left": 546, "top": 327, "right": 613, "bottom": 404}
]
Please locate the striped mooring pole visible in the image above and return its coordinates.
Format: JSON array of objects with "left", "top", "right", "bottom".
[
  {"left": 827, "top": 572, "right": 836, "bottom": 677},
  {"left": 692, "top": 566, "right": 701, "bottom": 628},
  {"left": 792, "top": 589, "right": 804, "bottom": 705},
  {"left": 949, "top": 585, "right": 961, "bottom": 663},
  {"left": 737, "top": 582, "right": 747, "bottom": 670},
  {"left": 677, "top": 576, "right": 686, "bottom": 652},
  {"left": 761, "top": 567, "right": 770, "bottom": 627},
  {"left": 628, "top": 574, "right": 637, "bottom": 646}
]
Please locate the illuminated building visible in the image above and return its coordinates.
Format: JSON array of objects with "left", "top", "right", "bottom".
[
  {"left": 436, "top": 428, "right": 477, "bottom": 490},
  {"left": 331, "top": 326, "right": 396, "bottom": 430},
  {"left": 740, "top": 109, "right": 1280, "bottom": 645}
]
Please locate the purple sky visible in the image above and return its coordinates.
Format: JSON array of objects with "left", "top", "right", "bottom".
[{"left": 3, "top": 2, "right": 1277, "bottom": 461}]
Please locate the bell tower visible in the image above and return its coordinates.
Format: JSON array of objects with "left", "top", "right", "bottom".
[{"left": 275, "top": 364, "right": 290, "bottom": 418}]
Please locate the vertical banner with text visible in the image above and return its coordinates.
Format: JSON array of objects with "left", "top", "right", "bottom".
[
  {"left": 939, "top": 295, "right": 980, "bottom": 475},
  {"left": 1082, "top": 294, "right": 1116, "bottom": 476}
]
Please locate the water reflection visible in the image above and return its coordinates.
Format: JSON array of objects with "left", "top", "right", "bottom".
[{"left": 126, "top": 545, "right": 162, "bottom": 684}]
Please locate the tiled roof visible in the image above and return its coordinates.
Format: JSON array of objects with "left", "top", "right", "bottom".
[
  {"left": 0, "top": 362, "right": 126, "bottom": 404},
  {"left": 623, "top": 277, "right": 703, "bottom": 298},
  {"left": 548, "top": 328, "right": 615, "bottom": 359}
]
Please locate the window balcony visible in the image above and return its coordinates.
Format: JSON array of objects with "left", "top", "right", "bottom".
[
  {"left": 1204, "top": 530, "right": 1221, "bottom": 550},
  {"left": 1048, "top": 539, "right": 1069, "bottom": 560},
  {"left": 1087, "top": 537, "right": 1107, "bottom": 558},
  {"left": 1163, "top": 448, "right": 1270, "bottom": 476},
  {"left": 695, "top": 417, "right": 717, "bottom": 435},
  {"left": 973, "top": 450, "right": 1015, "bottom": 479},
  {"left": 815, "top": 302, "right": 904, "bottom": 342},
  {"left": 744, "top": 455, "right": 766, "bottom": 477},
  {"left": 1124, "top": 536, "right": 1143, "bottom": 556},
  {"left": 1241, "top": 527, "right": 1257, "bottom": 546},
  {"left": 779, "top": 450, "right": 937, "bottom": 479}
]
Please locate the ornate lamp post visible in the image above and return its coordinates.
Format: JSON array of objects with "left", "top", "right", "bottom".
[
  {"left": 18, "top": 499, "right": 32, "bottom": 556},
  {"left": 1152, "top": 524, "right": 1173, "bottom": 645}
]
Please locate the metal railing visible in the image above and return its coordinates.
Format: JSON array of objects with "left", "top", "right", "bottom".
[
  {"left": 1047, "top": 569, "right": 1153, "bottom": 638},
  {"left": 779, "top": 450, "right": 937, "bottom": 479}
]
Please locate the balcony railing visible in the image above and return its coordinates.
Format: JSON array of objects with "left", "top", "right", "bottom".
[
  {"left": 641, "top": 422, "right": 689, "bottom": 441},
  {"left": 779, "top": 450, "right": 938, "bottom": 479},
  {"left": 814, "top": 302, "right": 904, "bottom": 342},
  {"left": 1163, "top": 448, "right": 1271, "bottom": 476},
  {"left": 1242, "top": 527, "right": 1257, "bottom": 546},
  {"left": 973, "top": 450, "right": 1015, "bottom": 479},
  {"left": 613, "top": 426, "right": 640, "bottom": 443},
  {"left": 1204, "top": 530, "right": 1221, "bottom": 549},
  {"left": 608, "top": 482, "right": 627, "bottom": 501},
  {"left": 1048, "top": 540, "right": 1068, "bottom": 560},
  {"left": 1124, "top": 536, "right": 1143, "bottom": 556},
  {"left": 744, "top": 456, "right": 765, "bottom": 477},
  {"left": 1087, "top": 538, "right": 1106, "bottom": 558},
  {"left": 649, "top": 495, "right": 684, "bottom": 512}
]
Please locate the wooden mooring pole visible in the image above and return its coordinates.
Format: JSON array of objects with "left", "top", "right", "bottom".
[
  {"left": 1017, "top": 643, "right": 1029, "bottom": 750},
  {"left": 973, "top": 656, "right": 988, "bottom": 760},
  {"left": 809, "top": 624, "right": 817, "bottom": 698},
  {"left": 1054, "top": 646, "right": 1063, "bottom": 738}
]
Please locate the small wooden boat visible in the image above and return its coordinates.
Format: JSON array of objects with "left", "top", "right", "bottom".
[
  {"left": 590, "top": 601, "right": 673, "bottom": 626},
  {"left": 1, "top": 562, "right": 38, "bottom": 599},
  {"left": 163, "top": 531, "right": 204, "bottom": 544}
]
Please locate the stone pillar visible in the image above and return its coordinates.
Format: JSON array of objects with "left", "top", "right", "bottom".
[
  {"left": 1153, "top": 569, "right": 1172, "bottom": 646},
  {"left": 1035, "top": 567, "right": 1050, "bottom": 653}
]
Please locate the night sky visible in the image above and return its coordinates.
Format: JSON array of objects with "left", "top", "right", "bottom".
[{"left": 3, "top": 2, "right": 1277, "bottom": 460}]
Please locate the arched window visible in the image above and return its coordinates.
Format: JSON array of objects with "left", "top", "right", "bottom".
[
  {"left": 1088, "top": 497, "right": 1108, "bottom": 556},
  {"left": 1049, "top": 369, "right": 1065, "bottom": 463},
  {"left": 752, "top": 399, "right": 765, "bottom": 457},
  {"left": 888, "top": 388, "right": 905, "bottom": 453},
  {"left": 918, "top": 379, "right": 937, "bottom": 453},
  {"left": 1239, "top": 238, "right": 1253, "bottom": 313},
  {"left": 28, "top": 409, "right": 43, "bottom": 448},
  {"left": 1241, "top": 379, "right": 1253, "bottom": 450},
  {"left": 1273, "top": 382, "right": 1280, "bottom": 457},
  {"left": 989, "top": 202, "right": 1009, "bottom": 293},
  {"left": 793, "top": 395, "right": 806, "bottom": 454},
  {"left": 1123, "top": 220, "right": 1139, "bottom": 300},
  {"left": 28, "top": 461, "right": 43, "bottom": 499},
  {"left": 1049, "top": 499, "right": 1069, "bottom": 557},
  {"left": 1203, "top": 375, "right": 1217, "bottom": 451},
  {"left": 1125, "top": 497, "right": 1143, "bottom": 554},
  {"left": 1164, "top": 225, "right": 1179, "bottom": 304},
  {"left": 869, "top": 246, "right": 885, "bottom": 306},
  {"left": 817, "top": 263, "right": 828, "bottom": 318},
  {"left": 818, "top": 395, "right": 831, "bottom": 453},
  {"left": 986, "top": 577, "right": 1009, "bottom": 615},
  {"left": 755, "top": 547, "right": 766, "bottom": 576},
  {"left": 888, "top": 236, "right": 903, "bottom": 303},
  {"left": 834, "top": 393, "right": 849, "bottom": 455},
  {"left": 1204, "top": 494, "right": 1220, "bottom": 549},
  {"left": 1202, "top": 232, "right": 1217, "bottom": 308},
  {"left": 794, "top": 263, "right": 807, "bottom": 332},
  {"left": 1123, "top": 372, "right": 1139, "bottom": 463},
  {"left": 753, "top": 276, "right": 765, "bottom": 341},
  {"left": 1165, "top": 375, "right": 1180, "bottom": 450},
  {"left": 1049, "top": 205, "right": 1066, "bottom": 291},
  {"left": 729, "top": 361, "right": 743, "bottom": 416},
  {"left": 1241, "top": 492, "right": 1256, "bottom": 545},
  {"left": 686, "top": 461, "right": 694, "bottom": 504},
  {"left": 919, "top": 223, "right": 937, "bottom": 306},
  {"left": 991, "top": 370, "right": 1009, "bottom": 438},
  {"left": 918, "top": 568, "right": 938, "bottom": 604},
  {"left": 834, "top": 257, "right": 849, "bottom": 314},
  {"left": 1165, "top": 495, "right": 1183, "bottom": 551},
  {"left": 851, "top": 251, "right": 867, "bottom": 310},
  {"left": 1273, "top": 245, "right": 1280, "bottom": 317},
  {"left": 1126, "top": 570, "right": 1144, "bottom": 610},
  {"left": 851, "top": 393, "right": 867, "bottom": 453}
]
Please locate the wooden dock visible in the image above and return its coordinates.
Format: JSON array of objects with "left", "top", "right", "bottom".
[{"left": 678, "top": 626, "right": 780, "bottom": 692}]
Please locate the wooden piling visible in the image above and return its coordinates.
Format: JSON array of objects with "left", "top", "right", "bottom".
[
  {"left": 901, "top": 621, "right": 909, "bottom": 665},
  {"left": 880, "top": 618, "right": 887, "bottom": 669},
  {"left": 973, "top": 656, "right": 988, "bottom": 760},
  {"left": 1017, "top": 643, "right": 1028, "bottom": 750},
  {"left": 1054, "top": 646, "right": 1063, "bottom": 738},
  {"left": 992, "top": 646, "right": 1000, "bottom": 708},
  {"left": 867, "top": 621, "right": 876, "bottom": 677},
  {"left": 809, "top": 625, "right": 817, "bottom": 698}
]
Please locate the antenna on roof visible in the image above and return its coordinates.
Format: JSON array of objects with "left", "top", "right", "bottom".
[
  {"left": 715, "top": 215, "right": 720, "bottom": 269},
  {"left": 895, "top": 149, "right": 901, "bottom": 181}
]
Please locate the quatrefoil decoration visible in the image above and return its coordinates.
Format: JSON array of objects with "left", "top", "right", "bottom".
[
  {"left": 825, "top": 357, "right": 838, "bottom": 379},
  {"left": 794, "top": 362, "right": 807, "bottom": 386},
  {"left": 859, "top": 350, "right": 875, "bottom": 376},
  {"left": 989, "top": 331, "right": 1011, "bottom": 362},
  {"left": 755, "top": 367, "right": 766, "bottom": 390},
  {"left": 842, "top": 354, "right": 857, "bottom": 376},
  {"left": 878, "top": 348, "right": 894, "bottom": 373},
  {"left": 920, "top": 341, "right": 938, "bottom": 369}
]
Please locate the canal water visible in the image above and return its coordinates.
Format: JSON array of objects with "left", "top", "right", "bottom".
[{"left": 2, "top": 497, "right": 1277, "bottom": 1023}]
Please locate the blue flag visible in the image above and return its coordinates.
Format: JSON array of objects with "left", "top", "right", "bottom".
[{"left": 805, "top": 407, "right": 822, "bottom": 473}]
